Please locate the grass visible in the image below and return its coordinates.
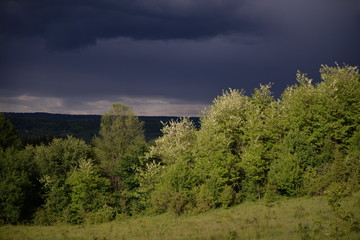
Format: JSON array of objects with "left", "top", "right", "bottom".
[{"left": 1, "top": 192, "right": 359, "bottom": 240}]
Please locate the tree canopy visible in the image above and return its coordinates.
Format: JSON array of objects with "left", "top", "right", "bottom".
[{"left": 1, "top": 64, "right": 359, "bottom": 225}]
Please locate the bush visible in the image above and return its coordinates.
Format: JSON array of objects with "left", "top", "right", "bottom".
[
  {"left": 169, "top": 191, "right": 189, "bottom": 216},
  {"left": 33, "top": 205, "right": 57, "bottom": 225},
  {"left": 301, "top": 166, "right": 330, "bottom": 196},
  {"left": 150, "top": 185, "right": 172, "bottom": 214},
  {"left": 219, "top": 185, "right": 235, "bottom": 208},
  {"left": 66, "top": 159, "right": 114, "bottom": 216},
  {"left": 194, "top": 184, "right": 215, "bottom": 213},
  {"left": 63, "top": 205, "right": 84, "bottom": 225},
  {"left": 85, "top": 204, "right": 115, "bottom": 224},
  {"left": 0, "top": 147, "right": 36, "bottom": 224}
]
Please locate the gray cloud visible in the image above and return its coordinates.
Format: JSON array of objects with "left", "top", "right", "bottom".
[
  {"left": 0, "top": 0, "right": 359, "bottom": 115},
  {"left": 0, "top": 0, "right": 261, "bottom": 50}
]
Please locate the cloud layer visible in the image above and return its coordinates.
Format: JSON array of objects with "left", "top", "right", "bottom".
[
  {"left": 1, "top": 0, "right": 261, "bottom": 49},
  {"left": 1, "top": 0, "right": 359, "bottom": 115}
]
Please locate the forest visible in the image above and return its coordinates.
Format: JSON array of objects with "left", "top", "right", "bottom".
[
  {"left": 3, "top": 113, "right": 200, "bottom": 144},
  {"left": 0, "top": 64, "right": 359, "bottom": 232}
]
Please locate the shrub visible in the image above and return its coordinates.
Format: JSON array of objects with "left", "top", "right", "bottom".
[{"left": 85, "top": 204, "right": 115, "bottom": 224}]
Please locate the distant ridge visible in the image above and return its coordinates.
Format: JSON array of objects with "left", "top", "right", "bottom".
[
  {"left": 4, "top": 112, "right": 102, "bottom": 120},
  {"left": 3, "top": 112, "right": 187, "bottom": 119},
  {"left": 3, "top": 112, "right": 200, "bottom": 144}
]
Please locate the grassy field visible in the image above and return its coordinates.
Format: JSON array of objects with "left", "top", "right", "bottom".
[{"left": 1, "top": 192, "right": 359, "bottom": 240}]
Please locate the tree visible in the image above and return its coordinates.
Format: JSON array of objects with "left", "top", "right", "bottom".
[
  {"left": 147, "top": 118, "right": 196, "bottom": 165},
  {"left": 0, "top": 146, "right": 39, "bottom": 224},
  {"left": 265, "top": 64, "right": 360, "bottom": 197},
  {"left": 239, "top": 84, "right": 277, "bottom": 199},
  {"left": 268, "top": 129, "right": 313, "bottom": 196},
  {"left": 0, "top": 113, "right": 20, "bottom": 150},
  {"left": 33, "top": 136, "right": 91, "bottom": 223},
  {"left": 195, "top": 89, "right": 248, "bottom": 180},
  {"left": 35, "top": 136, "right": 90, "bottom": 179},
  {"left": 94, "top": 103, "right": 145, "bottom": 191},
  {"left": 193, "top": 89, "right": 249, "bottom": 206},
  {"left": 317, "top": 64, "right": 360, "bottom": 147},
  {"left": 145, "top": 118, "right": 198, "bottom": 214},
  {"left": 345, "top": 127, "right": 360, "bottom": 190},
  {"left": 65, "top": 159, "right": 114, "bottom": 224}
]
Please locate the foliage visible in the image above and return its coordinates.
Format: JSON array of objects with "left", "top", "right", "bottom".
[
  {"left": 85, "top": 204, "right": 115, "bottom": 224},
  {"left": 32, "top": 136, "right": 91, "bottom": 223},
  {"left": 0, "top": 113, "right": 20, "bottom": 150},
  {"left": 147, "top": 118, "right": 196, "bottom": 165},
  {"left": 268, "top": 129, "right": 313, "bottom": 196},
  {"left": 5, "top": 113, "right": 199, "bottom": 144},
  {"left": 345, "top": 127, "right": 360, "bottom": 190},
  {"left": 194, "top": 89, "right": 248, "bottom": 202},
  {"left": 146, "top": 118, "right": 198, "bottom": 214},
  {"left": 1, "top": 64, "right": 360, "bottom": 225},
  {"left": 65, "top": 159, "right": 114, "bottom": 224},
  {"left": 35, "top": 136, "right": 90, "bottom": 178},
  {"left": 136, "top": 160, "right": 164, "bottom": 211},
  {"left": 0, "top": 147, "right": 39, "bottom": 224},
  {"left": 325, "top": 183, "right": 360, "bottom": 238},
  {"left": 113, "top": 143, "right": 149, "bottom": 215},
  {"left": 93, "top": 103, "right": 145, "bottom": 191},
  {"left": 268, "top": 64, "right": 360, "bottom": 197}
]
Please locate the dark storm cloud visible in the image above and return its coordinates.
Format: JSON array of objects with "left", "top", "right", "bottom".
[
  {"left": 0, "top": 0, "right": 261, "bottom": 50},
  {"left": 0, "top": 37, "right": 250, "bottom": 101},
  {"left": 0, "top": 0, "right": 360, "bottom": 115}
]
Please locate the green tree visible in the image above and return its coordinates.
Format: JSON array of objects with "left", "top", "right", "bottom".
[
  {"left": 0, "top": 113, "right": 20, "bottom": 150},
  {"left": 345, "top": 127, "right": 360, "bottom": 190},
  {"left": 239, "top": 84, "right": 277, "bottom": 199},
  {"left": 0, "top": 146, "right": 39, "bottom": 224},
  {"left": 278, "top": 65, "right": 360, "bottom": 153},
  {"left": 65, "top": 159, "right": 114, "bottom": 224},
  {"left": 35, "top": 136, "right": 90, "bottom": 179},
  {"left": 33, "top": 136, "right": 90, "bottom": 223},
  {"left": 115, "top": 143, "right": 148, "bottom": 215},
  {"left": 195, "top": 89, "right": 248, "bottom": 180},
  {"left": 94, "top": 103, "right": 145, "bottom": 191},
  {"left": 147, "top": 118, "right": 196, "bottom": 165},
  {"left": 145, "top": 118, "right": 198, "bottom": 214},
  {"left": 268, "top": 129, "right": 312, "bottom": 196},
  {"left": 193, "top": 89, "right": 249, "bottom": 206},
  {"left": 268, "top": 64, "right": 360, "bottom": 197},
  {"left": 317, "top": 64, "right": 360, "bottom": 147}
]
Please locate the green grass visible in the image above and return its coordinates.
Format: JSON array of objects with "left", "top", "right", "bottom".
[{"left": 1, "top": 193, "right": 359, "bottom": 240}]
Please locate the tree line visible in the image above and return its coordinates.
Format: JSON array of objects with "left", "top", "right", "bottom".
[
  {"left": 4, "top": 113, "right": 200, "bottom": 145},
  {"left": 1, "top": 64, "right": 359, "bottom": 225}
]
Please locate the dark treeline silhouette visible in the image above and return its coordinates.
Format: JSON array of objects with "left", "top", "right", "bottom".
[{"left": 3, "top": 113, "right": 200, "bottom": 143}]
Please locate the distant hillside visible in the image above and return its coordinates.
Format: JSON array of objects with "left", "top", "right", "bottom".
[{"left": 3, "top": 112, "right": 199, "bottom": 144}]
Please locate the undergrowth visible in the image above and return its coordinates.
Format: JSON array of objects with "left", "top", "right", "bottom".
[{"left": 0, "top": 192, "right": 359, "bottom": 240}]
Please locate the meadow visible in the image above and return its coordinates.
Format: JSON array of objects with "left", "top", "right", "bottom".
[{"left": 1, "top": 192, "right": 359, "bottom": 240}]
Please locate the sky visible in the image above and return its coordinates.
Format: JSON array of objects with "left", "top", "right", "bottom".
[{"left": 1, "top": 0, "right": 360, "bottom": 116}]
